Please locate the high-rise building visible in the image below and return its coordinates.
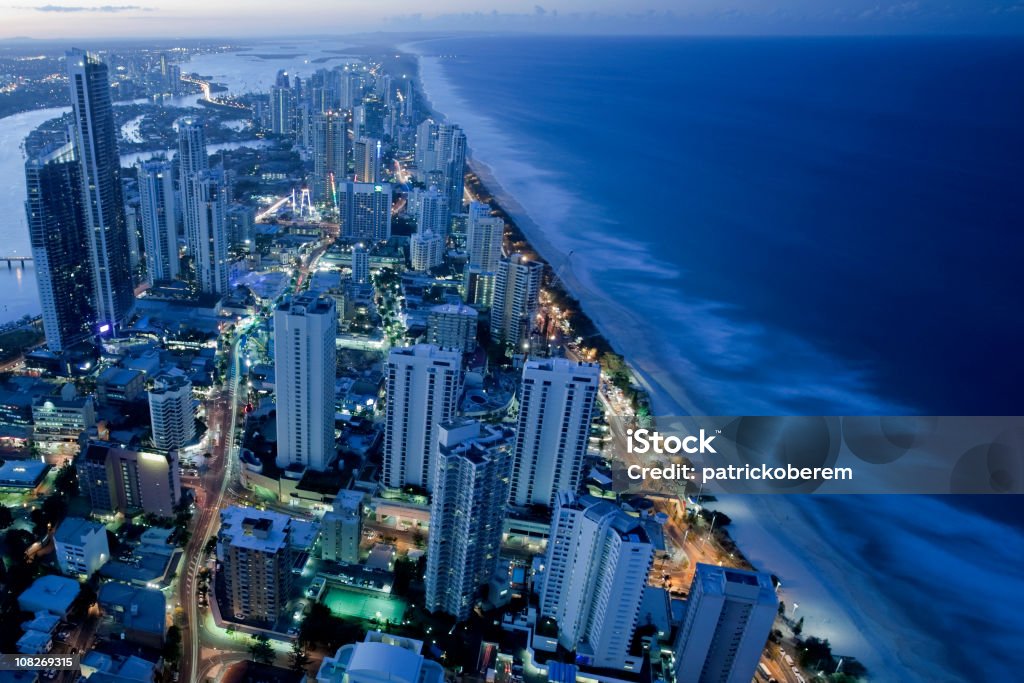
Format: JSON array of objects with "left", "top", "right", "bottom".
[
  {"left": 463, "top": 267, "right": 497, "bottom": 309},
  {"left": 490, "top": 254, "right": 543, "bottom": 347},
  {"left": 414, "top": 122, "right": 466, "bottom": 213},
  {"left": 274, "top": 292, "right": 337, "bottom": 472},
  {"left": 442, "top": 125, "right": 467, "bottom": 213},
  {"left": 270, "top": 77, "right": 296, "bottom": 136},
  {"left": 673, "top": 564, "right": 778, "bottom": 683},
  {"left": 24, "top": 142, "right": 95, "bottom": 352},
  {"left": 321, "top": 489, "right": 364, "bottom": 564},
  {"left": 338, "top": 181, "right": 392, "bottom": 242},
  {"left": 226, "top": 204, "right": 255, "bottom": 250},
  {"left": 409, "top": 230, "right": 443, "bottom": 272},
  {"left": 187, "top": 170, "right": 230, "bottom": 294},
  {"left": 217, "top": 506, "right": 293, "bottom": 623},
  {"left": 54, "top": 517, "right": 110, "bottom": 578},
  {"left": 425, "top": 420, "right": 513, "bottom": 620},
  {"left": 313, "top": 110, "right": 347, "bottom": 205},
  {"left": 176, "top": 116, "right": 208, "bottom": 183},
  {"left": 353, "top": 136, "right": 382, "bottom": 183},
  {"left": 466, "top": 202, "right": 503, "bottom": 273},
  {"left": 382, "top": 345, "right": 462, "bottom": 492},
  {"left": 136, "top": 159, "right": 179, "bottom": 282},
  {"left": 67, "top": 49, "right": 135, "bottom": 332},
  {"left": 510, "top": 358, "right": 600, "bottom": 508},
  {"left": 351, "top": 244, "right": 370, "bottom": 285},
  {"left": 77, "top": 441, "right": 181, "bottom": 517},
  {"left": 148, "top": 374, "right": 195, "bottom": 451},
  {"left": 416, "top": 185, "right": 449, "bottom": 239},
  {"left": 426, "top": 303, "right": 478, "bottom": 353},
  {"left": 539, "top": 493, "right": 655, "bottom": 670}
]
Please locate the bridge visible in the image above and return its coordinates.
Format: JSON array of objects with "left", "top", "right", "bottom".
[{"left": 0, "top": 256, "right": 31, "bottom": 268}]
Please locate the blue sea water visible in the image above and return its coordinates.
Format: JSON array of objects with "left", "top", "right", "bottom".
[
  {"left": 418, "top": 35, "right": 1024, "bottom": 418},
  {"left": 412, "top": 35, "right": 1024, "bottom": 681}
]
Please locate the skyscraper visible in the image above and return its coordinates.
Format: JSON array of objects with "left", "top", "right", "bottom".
[
  {"left": 176, "top": 116, "right": 209, "bottom": 183},
  {"left": 490, "top": 254, "right": 543, "bottom": 347},
  {"left": 414, "top": 121, "right": 466, "bottom": 213},
  {"left": 313, "top": 110, "right": 347, "bottom": 205},
  {"left": 382, "top": 345, "right": 462, "bottom": 492},
  {"left": 417, "top": 185, "right": 449, "bottom": 239},
  {"left": 353, "top": 136, "right": 382, "bottom": 183},
  {"left": 338, "top": 181, "right": 392, "bottom": 242},
  {"left": 188, "top": 170, "right": 230, "bottom": 294},
  {"left": 218, "top": 506, "right": 293, "bottom": 623},
  {"left": 274, "top": 292, "right": 337, "bottom": 472},
  {"left": 442, "top": 125, "right": 467, "bottom": 213},
  {"left": 136, "top": 159, "right": 179, "bottom": 283},
  {"left": 67, "top": 49, "right": 135, "bottom": 332},
  {"left": 673, "top": 564, "right": 778, "bottom": 683},
  {"left": 270, "top": 71, "right": 296, "bottom": 136},
  {"left": 465, "top": 201, "right": 504, "bottom": 272},
  {"left": 510, "top": 358, "right": 600, "bottom": 508},
  {"left": 539, "top": 493, "right": 655, "bottom": 670},
  {"left": 24, "top": 142, "right": 95, "bottom": 352},
  {"left": 425, "top": 420, "right": 514, "bottom": 620},
  {"left": 148, "top": 374, "right": 195, "bottom": 451}
]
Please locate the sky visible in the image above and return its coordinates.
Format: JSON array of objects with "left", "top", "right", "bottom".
[{"left": 0, "top": 0, "right": 1023, "bottom": 39}]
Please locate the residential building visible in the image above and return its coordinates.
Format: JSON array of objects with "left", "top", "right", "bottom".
[
  {"left": 67, "top": 49, "right": 135, "bottom": 332},
  {"left": 136, "top": 158, "right": 179, "bottom": 282},
  {"left": 351, "top": 244, "right": 370, "bottom": 285},
  {"left": 539, "top": 493, "right": 655, "bottom": 670},
  {"left": 18, "top": 575, "right": 81, "bottom": 618},
  {"left": 409, "top": 230, "right": 443, "bottom": 271},
  {"left": 426, "top": 303, "right": 477, "bottom": 353},
  {"left": 97, "top": 582, "right": 167, "bottom": 649},
  {"left": 425, "top": 420, "right": 513, "bottom": 619},
  {"left": 186, "top": 170, "right": 230, "bottom": 294},
  {"left": 148, "top": 374, "right": 195, "bottom": 450},
  {"left": 382, "top": 345, "right": 461, "bottom": 492},
  {"left": 353, "top": 136, "right": 382, "bottom": 183},
  {"left": 466, "top": 201, "right": 503, "bottom": 273},
  {"left": 510, "top": 358, "right": 600, "bottom": 508},
  {"left": 313, "top": 110, "right": 347, "bottom": 205},
  {"left": 24, "top": 142, "right": 95, "bottom": 352},
  {"left": 338, "top": 181, "right": 392, "bottom": 242},
  {"left": 321, "top": 489, "right": 364, "bottom": 564},
  {"left": 96, "top": 367, "right": 145, "bottom": 406},
  {"left": 217, "top": 506, "right": 293, "bottom": 622},
  {"left": 673, "top": 564, "right": 778, "bottom": 683},
  {"left": 274, "top": 292, "right": 337, "bottom": 472},
  {"left": 416, "top": 185, "right": 449, "bottom": 239},
  {"left": 54, "top": 517, "right": 110, "bottom": 577},
  {"left": 490, "top": 254, "right": 542, "bottom": 347},
  {"left": 77, "top": 441, "right": 181, "bottom": 517}
]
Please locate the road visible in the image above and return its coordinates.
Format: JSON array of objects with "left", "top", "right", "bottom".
[{"left": 178, "top": 332, "right": 243, "bottom": 683}]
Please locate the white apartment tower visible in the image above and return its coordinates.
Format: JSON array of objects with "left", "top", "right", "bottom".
[
  {"left": 673, "top": 564, "right": 778, "bottom": 683},
  {"left": 353, "top": 136, "right": 382, "bottom": 183},
  {"left": 148, "top": 374, "right": 195, "bottom": 451},
  {"left": 466, "top": 201, "right": 503, "bottom": 273},
  {"left": 410, "top": 230, "right": 444, "bottom": 271},
  {"left": 417, "top": 185, "right": 449, "bottom": 239},
  {"left": 382, "top": 344, "right": 462, "bottom": 492},
  {"left": 274, "top": 292, "right": 338, "bottom": 472},
  {"left": 510, "top": 358, "right": 600, "bottom": 508},
  {"left": 338, "top": 181, "right": 392, "bottom": 242},
  {"left": 540, "top": 493, "right": 655, "bottom": 670},
  {"left": 54, "top": 517, "right": 110, "bottom": 578},
  {"left": 136, "top": 159, "right": 179, "bottom": 282},
  {"left": 188, "top": 170, "right": 230, "bottom": 294},
  {"left": 490, "top": 254, "right": 543, "bottom": 347},
  {"left": 425, "top": 420, "right": 514, "bottom": 620},
  {"left": 351, "top": 244, "right": 370, "bottom": 285},
  {"left": 313, "top": 110, "right": 347, "bottom": 205}
]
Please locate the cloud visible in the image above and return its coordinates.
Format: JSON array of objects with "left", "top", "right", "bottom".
[{"left": 28, "top": 4, "right": 151, "bottom": 12}]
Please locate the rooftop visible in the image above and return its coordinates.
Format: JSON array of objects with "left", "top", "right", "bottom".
[
  {"left": 18, "top": 575, "right": 81, "bottom": 615},
  {"left": 55, "top": 517, "right": 107, "bottom": 545},
  {"left": 98, "top": 581, "right": 167, "bottom": 636},
  {"left": 219, "top": 506, "right": 291, "bottom": 554}
]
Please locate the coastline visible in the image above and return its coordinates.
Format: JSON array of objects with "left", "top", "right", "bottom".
[{"left": 401, "top": 42, "right": 977, "bottom": 681}]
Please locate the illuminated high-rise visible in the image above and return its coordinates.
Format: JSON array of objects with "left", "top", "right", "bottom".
[
  {"left": 25, "top": 142, "right": 95, "bottom": 352},
  {"left": 67, "top": 49, "right": 135, "bottom": 332},
  {"left": 313, "top": 110, "right": 347, "bottom": 206},
  {"left": 136, "top": 159, "right": 179, "bottom": 282}
]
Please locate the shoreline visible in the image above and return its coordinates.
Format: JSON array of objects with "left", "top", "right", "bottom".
[{"left": 404, "top": 44, "right": 894, "bottom": 678}]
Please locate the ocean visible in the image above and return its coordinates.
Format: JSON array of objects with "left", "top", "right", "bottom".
[{"left": 409, "top": 35, "right": 1024, "bottom": 681}]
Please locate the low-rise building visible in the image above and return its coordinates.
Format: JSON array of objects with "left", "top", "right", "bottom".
[
  {"left": 54, "top": 516, "right": 110, "bottom": 577},
  {"left": 18, "top": 575, "right": 81, "bottom": 618},
  {"left": 31, "top": 384, "right": 96, "bottom": 454},
  {"left": 316, "top": 631, "right": 444, "bottom": 683},
  {"left": 97, "top": 581, "right": 167, "bottom": 648}
]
